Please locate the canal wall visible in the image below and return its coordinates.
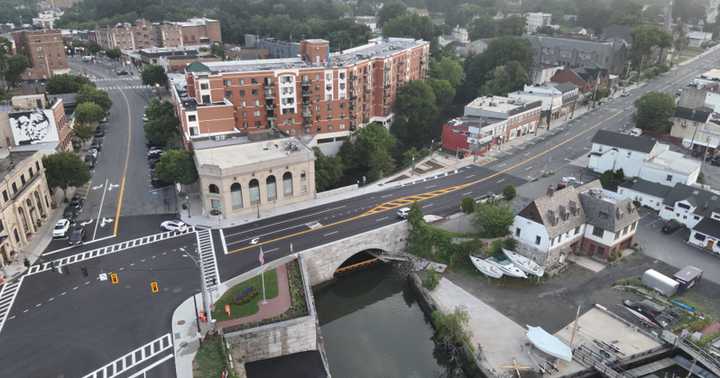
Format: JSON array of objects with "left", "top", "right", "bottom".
[{"left": 302, "top": 222, "right": 409, "bottom": 285}]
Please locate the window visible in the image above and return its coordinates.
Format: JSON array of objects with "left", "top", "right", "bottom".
[
  {"left": 251, "top": 78, "right": 258, "bottom": 84},
  {"left": 249, "top": 179, "right": 260, "bottom": 205},
  {"left": 283, "top": 172, "right": 293, "bottom": 197},
  {"left": 189, "top": 127, "right": 199, "bottom": 136},
  {"left": 200, "top": 83, "right": 209, "bottom": 90},
  {"left": 223, "top": 79, "right": 231, "bottom": 86},
  {"left": 11, "top": 183, "right": 17, "bottom": 193},
  {"left": 515, "top": 228, "right": 521, "bottom": 237},
  {"left": 208, "top": 184, "right": 219, "bottom": 194},
  {"left": 677, "top": 203, "right": 691, "bottom": 210},
  {"left": 0, "top": 219, "right": 3, "bottom": 233},
  {"left": 225, "top": 90, "right": 232, "bottom": 99},
  {"left": 535, "top": 236, "right": 541, "bottom": 245},
  {"left": 574, "top": 226, "right": 581, "bottom": 235},
  {"left": 592, "top": 226, "right": 604, "bottom": 238},
  {"left": 240, "top": 90, "right": 245, "bottom": 97},
  {"left": 188, "top": 115, "right": 197, "bottom": 122},
  {"left": 266, "top": 176, "right": 277, "bottom": 201},
  {"left": 693, "top": 232, "right": 706, "bottom": 241},
  {"left": 20, "top": 174, "right": 25, "bottom": 185},
  {"left": 666, "top": 174, "right": 673, "bottom": 182},
  {"left": 29, "top": 167, "right": 33, "bottom": 177},
  {"left": 1, "top": 191, "right": 7, "bottom": 202},
  {"left": 210, "top": 199, "right": 221, "bottom": 210},
  {"left": 201, "top": 95, "right": 211, "bottom": 104},
  {"left": 230, "top": 183, "right": 243, "bottom": 209},
  {"left": 35, "top": 162, "right": 40, "bottom": 171},
  {"left": 252, "top": 89, "right": 257, "bottom": 96}
]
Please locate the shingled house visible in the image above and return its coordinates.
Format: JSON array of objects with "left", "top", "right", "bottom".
[{"left": 512, "top": 180, "right": 639, "bottom": 267}]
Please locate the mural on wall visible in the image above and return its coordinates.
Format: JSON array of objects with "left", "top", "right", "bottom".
[{"left": 8, "top": 110, "right": 59, "bottom": 145}]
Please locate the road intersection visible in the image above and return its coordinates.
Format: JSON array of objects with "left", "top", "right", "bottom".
[{"left": 0, "top": 47, "right": 718, "bottom": 376}]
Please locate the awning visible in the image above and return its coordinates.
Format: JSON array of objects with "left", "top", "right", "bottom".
[{"left": 527, "top": 326, "right": 573, "bottom": 362}]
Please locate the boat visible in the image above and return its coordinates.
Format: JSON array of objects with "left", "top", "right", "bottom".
[
  {"left": 469, "top": 255, "right": 504, "bottom": 279},
  {"left": 527, "top": 326, "right": 573, "bottom": 362},
  {"left": 503, "top": 249, "right": 544, "bottom": 277},
  {"left": 487, "top": 256, "right": 528, "bottom": 278}
]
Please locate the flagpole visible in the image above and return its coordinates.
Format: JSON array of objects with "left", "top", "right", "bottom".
[{"left": 260, "top": 247, "right": 267, "bottom": 304}]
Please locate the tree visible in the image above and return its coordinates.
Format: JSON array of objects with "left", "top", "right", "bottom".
[
  {"left": 339, "top": 122, "right": 396, "bottom": 182},
  {"left": 210, "top": 42, "right": 225, "bottom": 59},
  {"left": 429, "top": 56, "right": 463, "bottom": 88},
  {"left": 480, "top": 61, "right": 528, "bottom": 96},
  {"left": 474, "top": 201, "right": 514, "bottom": 238},
  {"left": 461, "top": 197, "right": 476, "bottom": 214},
  {"left": 144, "top": 112, "right": 180, "bottom": 148},
  {"left": 460, "top": 37, "right": 532, "bottom": 102},
  {"left": 4, "top": 55, "right": 28, "bottom": 87},
  {"left": 631, "top": 25, "right": 672, "bottom": 69},
  {"left": 105, "top": 48, "right": 121, "bottom": 60},
  {"left": 155, "top": 150, "right": 198, "bottom": 185},
  {"left": 314, "top": 147, "right": 344, "bottom": 191},
  {"left": 600, "top": 169, "right": 625, "bottom": 190},
  {"left": 42, "top": 152, "right": 91, "bottom": 199},
  {"left": 74, "top": 102, "right": 105, "bottom": 125},
  {"left": 634, "top": 92, "right": 676, "bottom": 133},
  {"left": 496, "top": 15, "right": 527, "bottom": 36},
  {"left": 502, "top": 185, "right": 516, "bottom": 201},
  {"left": 428, "top": 78, "right": 456, "bottom": 109},
  {"left": 382, "top": 14, "right": 434, "bottom": 42},
  {"left": 576, "top": 0, "right": 611, "bottom": 35},
  {"left": 391, "top": 80, "right": 438, "bottom": 148},
  {"left": 77, "top": 85, "right": 112, "bottom": 112},
  {"left": 141, "top": 64, "right": 167, "bottom": 86},
  {"left": 47, "top": 74, "right": 94, "bottom": 94},
  {"left": 73, "top": 123, "right": 95, "bottom": 143},
  {"left": 377, "top": 2, "right": 407, "bottom": 28},
  {"left": 431, "top": 308, "right": 474, "bottom": 361}
]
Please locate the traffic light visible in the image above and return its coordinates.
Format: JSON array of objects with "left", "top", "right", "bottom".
[
  {"left": 150, "top": 281, "right": 159, "bottom": 293},
  {"left": 110, "top": 273, "right": 119, "bottom": 285}
]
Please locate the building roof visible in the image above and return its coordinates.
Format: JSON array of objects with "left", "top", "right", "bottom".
[
  {"left": 673, "top": 106, "right": 712, "bottom": 123},
  {"left": 663, "top": 183, "right": 720, "bottom": 217},
  {"left": 0, "top": 151, "right": 38, "bottom": 177},
  {"left": 645, "top": 149, "right": 700, "bottom": 175},
  {"left": 693, "top": 217, "right": 720, "bottom": 238},
  {"left": 618, "top": 178, "right": 672, "bottom": 199},
  {"left": 591, "top": 130, "right": 656, "bottom": 153},
  {"left": 194, "top": 136, "right": 315, "bottom": 170},
  {"left": 186, "top": 61, "right": 210, "bottom": 73},
  {"left": 579, "top": 189, "right": 639, "bottom": 232}
]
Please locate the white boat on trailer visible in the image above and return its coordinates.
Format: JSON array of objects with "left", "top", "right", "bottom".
[
  {"left": 486, "top": 256, "right": 528, "bottom": 278},
  {"left": 469, "top": 255, "right": 504, "bottom": 279},
  {"left": 503, "top": 249, "right": 544, "bottom": 277}
]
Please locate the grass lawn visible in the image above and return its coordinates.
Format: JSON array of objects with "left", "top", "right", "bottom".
[
  {"left": 194, "top": 333, "right": 237, "bottom": 378},
  {"left": 676, "top": 47, "right": 704, "bottom": 64},
  {"left": 212, "top": 269, "right": 279, "bottom": 321}
]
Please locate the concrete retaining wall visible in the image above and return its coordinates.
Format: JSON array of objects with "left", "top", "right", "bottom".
[
  {"left": 316, "top": 184, "right": 358, "bottom": 199},
  {"left": 225, "top": 314, "right": 317, "bottom": 363}
]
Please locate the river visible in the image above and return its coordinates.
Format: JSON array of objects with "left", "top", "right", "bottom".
[{"left": 314, "top": 264, "right": 456, "bottom": 378}]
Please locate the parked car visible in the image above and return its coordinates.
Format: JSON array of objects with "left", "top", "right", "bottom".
[
  {"left": 661, "top": 220, "right": 683, "bottom": 234},
  {"left": 87, "top": 148, "right": 99, "bottom": 159},
  {"left": 710, "top": 156, "right": 720, "bottom": 166},
  {"left": 160, "top": 220, "right": 188, "bottom": 232},
  {"left": 142, "top": 113, "right": 149, "bottom": 122},
  {"left": 67, "top": 227, "right": 87, "bottom": 245},
  {"left": 621, "top": 91, "right": 630, "bottom": 97},
  {"left": 151, "top": 176, "right": 171, "bottom": 188},
  {"left": 396, "top": 207, "right": 411, "bottom": 219},
  {"left": 116, "top": 69, "right": 129, "bottom": 76},
  {"left": 147, "top": 148, "right": 163, "bottom": 157},
  {"left": 53, "top": 219, "right": 71, "bottom": 238},
  {"left": 84, "top": 155, "right": 96, "bottom": 169},
  {"left": 69, "top": 195, "right": 84, "bottom": 210},
  {"left": 94, "top": 128, "right": 105, "bottom": 137},
  {"left": 63, "top": 206, "right": 79, "bottom": 220}
]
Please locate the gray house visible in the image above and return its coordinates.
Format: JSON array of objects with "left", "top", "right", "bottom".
[{"left": 527, "top": 35, "right": 628, "bottom": 76}]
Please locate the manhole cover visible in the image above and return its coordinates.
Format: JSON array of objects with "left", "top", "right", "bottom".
[{"left": 177, "top": 320, "right": 186, "bottom": 325}]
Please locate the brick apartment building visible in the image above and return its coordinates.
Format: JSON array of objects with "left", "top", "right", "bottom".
[
  {"left": 172, "top": 37, "right": 429, "bottom": 147},
  {"left": 12, "top": 30, "right": 69, "bottom": 80},
  {"left": 96, "top": 17, "right": 222, "bottom": 51}
]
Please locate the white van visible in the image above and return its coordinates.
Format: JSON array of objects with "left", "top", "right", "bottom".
[{"left": 396, "top": 207, "right": 411, "bottom": 219}]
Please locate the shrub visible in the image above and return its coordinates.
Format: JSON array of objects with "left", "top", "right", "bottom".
[
  {"left": 502, "top": 238, "right": 517, "bottom": 251},
  {"left": 422, "top": 271, "right": 441, "bottom": 290},
  {"left": 233, "top": 287, "right": 258, "bottom": 305},
  {"left": 502, "top": 185, "right": 517, "bottom": 201},
  {"left": 461, "top": 197, "right": 476, "bottom": 214},
  {"left": 489, "top": 239, "right": 504, "bottom": 258}
]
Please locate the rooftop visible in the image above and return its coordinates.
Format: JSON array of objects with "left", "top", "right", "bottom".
[
  {"left": 618, "top": 178, "right": 673, "bottom": 199},
  {"left": 645, "top": 150, "right": 700, "bottom": 175},
  {"left": 194, "top": 135, "right": 314, "bottom": 169},
  {"left": 465, "top": 96, "right": 541, "bottom": 115},
  {"left": 673, "top": 106, "right": 712, "bottom": 123},
  {"left": 0, "top": 151, "right": 38, "bottom": 176},
  {"left": 165, "top": 17, "right": 217, "bottom": 27},
  {"left": 693, "top": 217, "right": 720, "bottom": 238},
  {"left": 579, "top": 188, "right": 639, "bottom": 232},
  {"left": 591, "top": 130, "right": 657, "bottom": 153},
  {"left": 663, "top": 183, "right": 720, "bottom": 217}
]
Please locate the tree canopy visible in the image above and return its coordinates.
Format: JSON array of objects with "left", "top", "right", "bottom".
[
  {"left": 77, "top": 84, "right": 112, "bottom": 112},
  {"left": 460, "top": 37, "right": 532, "bottom": 102},
  {"left": 105, "top": 48, "right": 121, "bottom": 60},
  {"left": 74, "top": 102, "right": 106, "bottom": 125},
  {"left": 340, "top": 122, "right": 396, "bottom": 183},
  {"left": 480, "top": 61, "right": 528, "bottom": 96},
  {"left": 47, "top": 74, "right": 95, "bottom": 94},
  {"left": 313, "top": 147, "right": 344, "bottom": 192},
  {"left": 382, "top": 14, "right": 434, "bottom": 42},
  {"left": 155, "top": 149, "right": 198, "bottom": 185},
  {"left": 42, "top": 152, "right": 91, "bottom": 197},
  {"left": 377, "top": 2, "right": 407, "bottom": 28},
  {"left": 634, "top": 92, "right": 676, "bottom": 134},
  {"left": 144, "top": 99, "right": 181, "bottom": 147},
  {"left": 473, "top": 201, "right": 514, "bottom": 238},
  {"left": 141, "top": 64, "right": 167, "bottom": 86},
  {"left": 391, "top": 80, "right": 439, "bottom": 148},
  {"left": 630, "top": 24, "right": 672, "bottom": 69},
  {"left": 429, "top": 56, "right": 464, "bottom": 88},
  {"left": 4, "top": 55, "right": 28, "bottom": 88}
]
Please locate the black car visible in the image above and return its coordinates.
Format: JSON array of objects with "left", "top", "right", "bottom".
[
  {"left": 710, "top": 156, "right": 720, "bottom": 166},
  {"left": 63, "top": 206, "right": 79, "bottom": 220},
  {"left": 68, "top": 227, "right": 87, "bottom": 245},
  {"left": 69, "top": 195, "right": 84, "bottom": 209},
  {"left": 91, "top": 138, "right": 103, "bottom": 151},
  {"left": 151, "top": 176, "right": 171, "bottom": 189},
  {"left": 94, "top": 128, "right": 105, "bottom": 137},
  {"left": 116, "top": 70, "right": 129, "bottom": 76},
  {"left": 84, "top": 154, "right": 96, "bottom": 169},
  {"left": 661, "top": 220, "right": 683, "bottom": 234}
]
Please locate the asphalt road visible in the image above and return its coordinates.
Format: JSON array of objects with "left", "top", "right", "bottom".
[{"left": 0, "top": 48, "right": 718, "bottom": 377}]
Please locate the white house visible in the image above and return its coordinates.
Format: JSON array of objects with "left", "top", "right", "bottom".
[
  {"left": 659, "top": 183, "right": 720, "bottom": 229},
  {"left": 617, "top": 178, "right": 672, "bottom": 211},
  {"left": 526, "top": 12, "right": 552, "bottom": 34},
  {"left": 688, "top": 216, "right": 720, "bottom": 256},
  {"left": 588, "top": 130, "right": 701, "bottom": 186}
]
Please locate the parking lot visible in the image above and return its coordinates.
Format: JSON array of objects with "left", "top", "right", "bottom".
[{"left": 635, "top": 208, "right": 720, "bottom": 284}]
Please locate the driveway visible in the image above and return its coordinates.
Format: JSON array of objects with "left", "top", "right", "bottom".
[{"left": 635, "top": 208, "right": 720, "bottom": 284}]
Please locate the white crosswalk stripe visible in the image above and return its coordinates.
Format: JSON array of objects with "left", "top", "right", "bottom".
[
  {"left": 195, "top": 229, "right": 220, "bottom": 289},
  {"left": 0, "top": 276, "right": 24, "bottom": 336},
  {"left": 90, "top": 77, "right": 138, "bottom": 82},
  {"left": 81, "top": 333, "right": 173, "bottom": 378},
  {"left": 97, "top": 85, "right": 153, "bottom": 90},
  {"left": 27, "top": 227, "right": 196, "bottom": 276}
]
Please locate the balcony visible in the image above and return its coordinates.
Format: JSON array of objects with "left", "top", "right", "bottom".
[{"left": 264, "top": 89, "right": 275, "bottom": 98}]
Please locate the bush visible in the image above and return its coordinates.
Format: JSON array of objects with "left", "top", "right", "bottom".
[
  {"left": 502, "top": 238, "right": 517, "bottom": 251},
  {"left": 233, "top": 287, "right": 258, "bottom": 305},
  {"left": 473, "top": 201, "right": 514, "bottom": 238},
  {"left": 422, "top": 271, "right": 441, "bottom": 290},
  {"left": 502, "top": 185, "right": 516, "bottom": 201},
  {"left": 461, "top": 197, "right": 476, "bottom": 214},
  {"left": 489, "top": 239, "right": 504, "bottom": 258}
]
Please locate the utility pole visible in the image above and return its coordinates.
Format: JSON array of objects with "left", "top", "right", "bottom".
[
  {"left": 184, "top": 247, "right": 212, "bottom": 325},
  {"left": 570, "top": 304, "right": 581, "bottom": 347}
]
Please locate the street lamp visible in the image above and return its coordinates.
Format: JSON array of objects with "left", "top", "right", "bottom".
[{"left": 182, "top": 247, "right": 213, "bottom": 327}]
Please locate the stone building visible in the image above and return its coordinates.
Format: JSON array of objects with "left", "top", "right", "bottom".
[
  {"left": 12, "top": 29, "right": 69, "bottom": 80},
  {"left": 193, "top": 133, "right": 316, "bottom": 219}
]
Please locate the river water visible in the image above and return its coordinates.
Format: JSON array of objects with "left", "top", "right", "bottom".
[{"left": 314, "top": 264, "right": 452, "bottom": 378}]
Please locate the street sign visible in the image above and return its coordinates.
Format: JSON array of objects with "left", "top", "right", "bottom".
[
  {"left": 110, "top": 273, "right": 119, "bottom": 285},
  {"left": 150, "top": 281, "right": 159, "bottom": 293},
  {"left": 98, "top": 273, "right": 107, "bottom": 281}
]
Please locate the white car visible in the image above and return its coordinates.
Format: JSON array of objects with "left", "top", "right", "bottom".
[
  {"left": 53, "top": 219, "right": 71, "bottom": 238},
  {"left": 160, "top": 220, "right": 188, "bottom": 232},
  {"left": 396, "top": 207, "right": 411, "bottom": 219}
]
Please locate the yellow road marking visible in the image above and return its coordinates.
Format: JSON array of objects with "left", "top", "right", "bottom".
[
  {"left": 227, "top": 109, "right": 625, "bottom": 254},
  {"left": 113, "top": 88, "right": 133, "bottom": 236}
]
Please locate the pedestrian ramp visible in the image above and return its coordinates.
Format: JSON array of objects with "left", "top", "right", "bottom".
[
  {"left": 81, "top": 333, "right": 173, "bottom": 378},
  {"left": 27, "top": 227, "right": 196, "bottom": 276},
  {"left": 0, "top": 276, "right": 24, "bottom": 336},
  {"left": 195, "top": 229, "right": 220, "bottom": 290}
]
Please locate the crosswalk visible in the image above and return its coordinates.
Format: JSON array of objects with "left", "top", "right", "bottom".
[
  {"left": 195, "top": 229, "right": 220, "bottom": 290},
  {"left": 97, "top": 85, "right": 153, "bottom": 90},
  {"left": 0, "top": 277, "right": 24, "bottom": 336},
  {"left": 27, "top": 227, "right": 197, "bottom": 276},
  {"left": 81, "top": 333, "right": 173, "bottom": 378},
  {"left": 91, "top": 77, "right": 139, "bottom": 82}
]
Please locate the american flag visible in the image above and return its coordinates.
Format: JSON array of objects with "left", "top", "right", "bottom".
[{"left": 258, "top": 247, "right": 264, "bottom": 265}]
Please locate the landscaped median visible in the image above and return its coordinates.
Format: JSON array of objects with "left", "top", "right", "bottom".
[{"left": 212, "top": 269, "right": 279, "bottom": 321}]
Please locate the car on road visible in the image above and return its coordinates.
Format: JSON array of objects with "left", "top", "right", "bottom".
[
  {"left": 151, "top": 175, "right": 171, "bottom": 188},
  {"left": 621, "top": 91, "right": 630, "bottom": 97},
  {"left": 160, "top": 220, "right": 188, "bottom": 232},
  {"left": 53, "top": 219, "right": 71, "bottom": 238},
  {"left": 474, "top": 193, "right": 496, "bottom": 204},
  {"left": 87, "top": 148, "right": 99, "bottom": 159},
  {"left": 67, "top": 227, "right": 87, "bottom": 245},
  {"left": 91, "top": 138, "right": 102, "bottom": 151},
  {"left": 143, "top": 113, "right": 149, "bottom": 122},
  {"left": 116, "top": 70, "right": 129, "bottom": 76},
  {"left": 661, "top": 220, "right": 684, "bottom": 234},
  {"left": 396, "top": 207, "right": 411, "bottom": 219},
  {"left": 94, "top": 128, "right": 105, "bottom": 137},
  {"left": 147, "top": 148, "right": 163, "bottom": 157},
  {"left": 69, "top": 195, "right": 84, "bottom": 210},
  {"left": 63, "top": 205, "right": 80, "bottom": 220},
  {"left": 84, "top": 155, "right": 96, "bottom": 169}
]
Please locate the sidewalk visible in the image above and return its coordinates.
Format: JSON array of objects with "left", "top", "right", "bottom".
[{"left": 171, "top": 292, "right": 206, "bottom": 378}]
